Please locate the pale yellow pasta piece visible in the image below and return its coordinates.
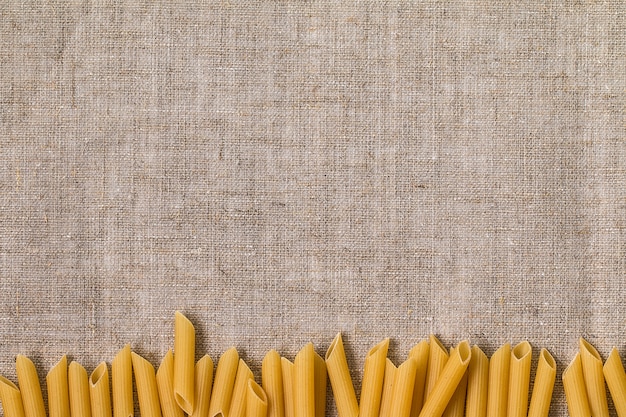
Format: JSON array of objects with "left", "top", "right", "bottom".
[
  {"left": 486, "top": 343, "right": 510, "bottom": 417},
  {"left": 423, "top": 335, "right": 449, "bottom": 402},
  {"left": 313, "top": 350, "right": 327, "bottom": 417},
  {"left": 441, "top": 348, "right": 468, "bottom": 417},
  {"left": 580, "top": 337, "right": 609, "bottom": 417},
  {"left": 131, "top": 352, "right": 162, "bottom": 417},
  {"left": 16, "top": 355, "right": 46, "bottom": 417},
  {"left": 174, "top": 311, "right": 195, "bottom": 414},
  {"left": 528, "top": 348, "right": 556, "bottom": 417},
  {"left": 229, "top": 359, "right": 254, "bottom": 417},
  {"left": 325, "top": 333, "right": 358, "bottom": 417},
  {"left": 418, "top": 340, "right": 471, "bottom": 417},
  {"left": 408, "top": 340, "right": 429, "bottom": 417},
  {"left": 112, "top": 344, "right": 133, "bottom": 417},
  {"left": 68, "top": 361, "right": 91, "bottom": 417},
  {"left": 294, "top": 343, "right": 315, "bottom": 417},
  {"left": 388, "top": 356, "right": 418, "bottom": 417},
  {"left": 603, "top": 347, "right": 626, "bottom": 417},
  {"left": 47, "top": 355, "right": 70, "bottom": 417},
  {"left": 248, "top": 379, "right": 269, "bottom": 417},
  {"left": 208, "top": 347, "right": 239, "bottom": 417},
  {"left": 0, "top": 375, "right": 26, "bottom": 417},
  {"left": 379, "top": 358, "right": 397, "bottom": 417},
  {"left": 507, "top": 341, "right": 532, "bottom": 417},
  {"left": 359, "top": 338, "right": 389, "bottom": 417},
  {"left": 156, "top": 350, "right": 184, "bottom": 417},
  {"left": 465, "top": 345, "right": 488, "bottom": 417},
  {"left": 262, "top": 350, "right": 284, "bottom": 417},
  {"left": 90, "top": 362, "right": 112, "bottom": 417},
  {"left": 563, "top": 352, "right": 592, "bottom": 417},
  {"left": 191, "top": 355, "right": 214, "bottom": 417},
  {"left": 281, "top": 358, "right": 295, "bottom": 417}
]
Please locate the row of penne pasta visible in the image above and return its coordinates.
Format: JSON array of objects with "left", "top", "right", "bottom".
[{"left": 0, "top": 312, "right": 625, "bottom": 417}]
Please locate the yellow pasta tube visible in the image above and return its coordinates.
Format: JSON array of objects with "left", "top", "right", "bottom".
[
  {"left": 281, "top": 358, "right": 295, "bottom": 417},
  {"left": 441, "top": 349, "right": 468, "bottom": 417},
  {"left": 230, "top": 359, "right": 254, "bottom": 417},
  {"left": 294, "top": 343, "right": 315, "bottom": 417},
  {"left": 47, "top": 355, "right": 70, "bottom": 417},
  {"left": 112, "top": 344, "right": 133, "bottom": 417},
  {"left": 603, "top": 347, "right": 626, "bottom": 417},
  {"left": 174, "top": 311, "right": 195, "bottom": 415},
  {"left": 262, "top": 350, "right": 284, "bottom": 417},
  {"left": 68, "top": 361, "right": 91, "bottom": 417},
  {"left": 465, "top": 345, "right": 488, "bottom": 417},
  {"left": 191, "top": 355, "right": 214, "bottom": 417},
  {"left": 208, "top": 347, "right": 239, "bottom": 417},
  {"left": 359, "top": 338, "right": 389, "bottom": 417},
  {"left": 423, "top": 335, "right": 449, "bottom": 401},
  {"left": 507, "top": 341, "right": 532, "bottom": 417},
  {"left": 156, "top": 350, "right": 184, "bottom": 417},
  {"left": 408, "top": 340, "right": 429, "bottom": 417},
  {"left": 247, "top": 379, "right": 269, "bottom": 417},
  {"left": 486, "top": 343, "right": 510, "bottom": 417},
  {"left": 0, "top": 375, "right": 26, "bottom": 417},
  {"left": 389, "top": 357, "right": 418, "bottom": 417},
  {"left": 16, "top": 355, "right": 46, "bottom": 417},
  {"left": 325, "top": 333, "right": 358, "bottom": 417},
  {"left": 418, "top": 340, "right": 471, "bottom": 417},
  {"left": 131, "top": 352, "right": 162, "bottom": 417},
  {"left": 378, "top": 358, "right": 397, "bottom": 417},
  {"left": 563, "top": 352, "right": 592, "bottom": 417},
  {"left": 580, "top": 338, "right": 609, "bottom": 417},
  {"left": 90, "top": 362, "right": 112, "bottom": 417},
  {"left": 313, "top": 350, "right": 327, "bottom": 417},
  {"left": 528, "top": 348, "right": 556, "bottom": 417}
]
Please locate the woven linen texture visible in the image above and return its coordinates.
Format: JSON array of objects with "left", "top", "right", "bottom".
[{"left": 0, "top": 2, "right": 624, "bottom": 416}]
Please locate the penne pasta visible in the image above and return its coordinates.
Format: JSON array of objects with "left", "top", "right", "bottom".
[
  {"left": 90, "top": 362, "right": 112, "bottom": 417},
  {"left": 68, "top": 361, "right": 91, "bottom": 417},
  {"left": 579, "top": 338, "right": 609, "bottom": 417},
  {"left": 423, "top": 335, "right": 449, "bottom": 402},
  {"left": 408, "top": 340, "right": 429, "bottom": 417},
  {"left": 418, "top": 340, "right": 471, "bottom": 417},
  {"left": 388, "top": 357, "right": 418, "bottom": 417},
  {"left": 294, "top": 343, "right": 315, "bottom": 417},
  {"left": 563, "top": 352, "right": 592, "bottom": 417},
  {"left": 174, "top": 311, "right": 195, "bottom": 415},
  {"left": 16, "top": 355, "right": 46, "bottom": 417},
  {"left": 441, "top": 349, "right": 468, "bottom": 417},
  {"left": 326, "top": 333, "right": 358, "bottom": 417},
  {"left": 247, "top": 379, "right": 269, "bottom": 417},
  {"left": 131, "top": 352, "right": 162, "bottom": 417},
  {"left": 156, "top": 350, "right": 184, "bottom": 417},
  {"left": 378, "top": 358, "right": 397, "bottom": 417},
  {"left": 191, "top": 355, "right": 214, "bottom": 417},
  {"left": 313, "top": 350, "right": 327, "bottom": 417},
  {"left": 507, "top": 341, "right": 532, "bottom": 417},
  {"left": 281, "top": 357, "right": 295, "bottom": 417},
  {"left": 603, "top": 347, "right": 626, "bottom": 417},
  {"left": 262, "top": 350, "right": 284, "bottom": 417},
  {"left": 229, "top": 359, "right": 254, "bottom": 417},
  {"left": 465, "top": 345, "right": 488, "bottom": 417},
  {"left": 486, "top": 343, "right": 510, "bottom": 417},
  {"left": 47, "top": 355, "right": 70, "bottom": 417},
  {"left": 112, "top": 344, "right": 133, "bottom": 417},
  {"left": 208, "top": 347, "right": 239, "bottom": 417},
  {"left": 528, "top": 348, "right": 556, "bottom": 417},
  {"left": 359, "top": 338, "right": 389, "bottom": 417},
  {"left": 0, "top": 375, "right": 26, "bottom": 417}
]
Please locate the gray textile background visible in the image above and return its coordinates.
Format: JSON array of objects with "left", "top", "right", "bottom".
[{"left": 0, "top": 1, "right": 625, "bottom": 416}]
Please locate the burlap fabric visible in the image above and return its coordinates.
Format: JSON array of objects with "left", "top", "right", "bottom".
[{"left": 1, "top": 2, "right": 624, "bottom": 416}]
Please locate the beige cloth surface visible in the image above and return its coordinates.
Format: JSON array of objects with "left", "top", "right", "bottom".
[{"left": 1, "top": 2, "right": 625, "bottom": 416}]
